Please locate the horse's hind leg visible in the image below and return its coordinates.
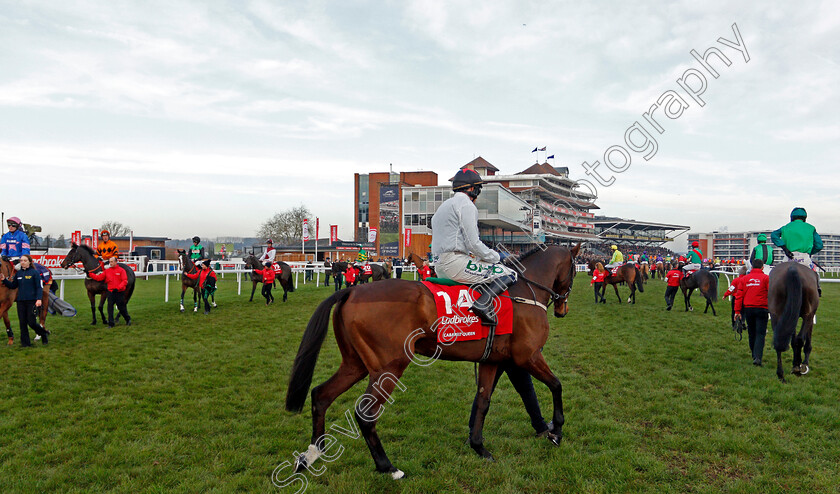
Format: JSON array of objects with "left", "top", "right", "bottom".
[
  {"left": 792, "top": 317, "right": 812, "bottom": 375},
  {"left": 249, "top": 281, "right": 257, "bottom": 302},
  {"left": 295, "top": 359, "right": 369, "bottom": 474},
  {"left": 683, "top": 288, "right": 694, "bottom": 312},
  {"left": 613, "top": 284, "right": 621, "bottom": 304},
  {"left": 355, "top": 368, "right": 409, "bottom": 478}
]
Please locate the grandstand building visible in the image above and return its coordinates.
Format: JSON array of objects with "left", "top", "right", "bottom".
[
  {"left": 469, "top": 157, "right": 601, "bottom": 244},
  {"left": 688, "top": 231, "right": 840, "bottom": 266},
  {"left": 592, "top": 217, "right": 689, "bottom": 247}
]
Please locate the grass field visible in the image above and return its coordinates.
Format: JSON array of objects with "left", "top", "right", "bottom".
[{"left": 1, "top": 273, "right": 838, "bottom": 493}]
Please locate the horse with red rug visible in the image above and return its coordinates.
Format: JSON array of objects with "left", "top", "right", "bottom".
[
  {"left": 285, "top": 243, "right": 579, "bottom": 478},
  {"left": 586, "top": 259, "right": 644, "bottom": 304}
]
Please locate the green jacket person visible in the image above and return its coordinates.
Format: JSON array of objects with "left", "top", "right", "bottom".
[
  {"left": 771, "top": 207, "right": 823, "bottom": 295},
  {"left": 749, "top": 234, "right": 774, "bottom": 273},
  {"left": 189, "top": 236, "right": 206, "bottom": 261}
]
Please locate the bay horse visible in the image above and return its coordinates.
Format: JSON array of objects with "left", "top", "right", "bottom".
[
  {"left": 359, "top": 262, "right": 392, "bottom": 283},
  {"left": 60, "top": 243, "right": 136, "bottom": 325},
  {"left": 243, "top": 255, "right": 294, "bottom": 302},
  {"left": 768, "top": 262, "right": 820, "bottom": 382},
  {"left": 587, "top": 259, "right": 644, "bottom": 303},
  {"left": 176, "top": 249, "right": 200, "bottom": 312},
  {"left": 679, "top": 266, "right": 718, "bottom": 315},
  {"left": 407, "top": 251, "right": 436, "bottom": 278},
  {"left": 285, "top": 244, "right": 580, "bottom": 478}
]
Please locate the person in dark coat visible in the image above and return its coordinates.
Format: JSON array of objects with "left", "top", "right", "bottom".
[{"left": 0, "top": 254, "right": 49, "bottom": 346}]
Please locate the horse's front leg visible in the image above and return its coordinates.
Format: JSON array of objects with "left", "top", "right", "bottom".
[
  {"left": 683, "top": 288, "right": 693, "bottom": 312},
  {"left": 249, "top": 280, "right": 257, "bottom": 302},
  {"left": 469, "top": 363, "right": 500, "bottom": 460},
  {"left": 89, "top": 290, "right": 98, "bottom": 325},
  {"left": 98, "top": 293, "right": 109, "bottom": 323},
  {"left": 776, "top": 350, "right": 786, "bottom": 383},
  {"left": 801, "top": 316, "right": 814, "bottom": 374},
  {"left": 518, "top": 352, "right": 563, "bottom": 445},
  {"left": 612, "top": 283, "right": 622, "bottom": 304},
  {"left": 179, "top": 286, "right": 186, "bottom": 312}
]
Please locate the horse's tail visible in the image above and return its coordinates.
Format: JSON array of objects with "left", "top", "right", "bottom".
[
  {"left": 774, "top": 267, "right": 802, "bottom": 352},
  {"left": 285, "top": 289, "right": 350, "bottom": 413},
  {"left": 707, "top": 272, "right": 718, "bottom": 302},
  {"left": 634, "top": 267, "right": 644, "bottom": 292}
]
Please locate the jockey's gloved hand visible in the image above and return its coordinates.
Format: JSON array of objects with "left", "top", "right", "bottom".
[{"left": 782, "top": 247, "right": 795, "bottom": 259}]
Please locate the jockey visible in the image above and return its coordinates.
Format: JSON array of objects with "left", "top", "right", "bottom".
[
  {"left": 605, "top": 245, "right": 623, "bottom": 269},
  {"left": 749, "top": 233, "right": 774, "bottom": 275},
  {"left": 431, "top": 167, "right": 516, "bottom": 327},
  {"left": 771, "top": 207, "right": 823, "bottom": 295},
  {"left": 639, "top": 251, "right": 649, "bottom": 265},
  {"left": 96, "top": 230, "right": 119, "bottom": 261},
  {"left": 189, "top": 236, "right": 205, "bottom": 262},
  {"left": 258, "top": 239, "right": 276, "bottom": 264},
  {"left": 1, "top": 217, "right": 30, "bottom": 270},
  {"left": 683, "top": 241, "right": 703, "bottom": 275}
]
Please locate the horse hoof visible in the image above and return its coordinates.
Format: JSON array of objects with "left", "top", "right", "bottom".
[
  {"left": 689, "top": 307, "right": 694, "bottom": 312},
  {"left": 179, "top": 307, "right": 185, "bottom": 313},
  {"left": 390, "top": 469, "right": 406, "bottom": 480},
  {"left": 792, "top": 365, "right": 801, "bottom": 375},
  {"left": 293, "top": 454, "right": 307, "bottom": 473},
  {"left": 801, "top": 365, "right": 810, "bottom": 375}
]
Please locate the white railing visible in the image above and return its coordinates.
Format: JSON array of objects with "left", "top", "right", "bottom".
[{"left": 51, "top": 263, "right": 423, "bottom": 303}]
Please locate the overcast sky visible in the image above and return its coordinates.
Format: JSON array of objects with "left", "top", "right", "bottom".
[{"left": 2, "top": 1, "right": 838, "bottom": 245}]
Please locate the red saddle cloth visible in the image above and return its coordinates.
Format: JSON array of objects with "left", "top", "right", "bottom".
[
  {"left": 611, "top": 267, "right": 620, "bottom": 276},
  {"left": 272, "top": 264, "right": 283, "bottom": 276},
  {"left": 421, "top": 281, "right": 514, "bottom": 344}
]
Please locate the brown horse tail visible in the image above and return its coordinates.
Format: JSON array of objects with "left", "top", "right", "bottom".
[
  {"left": 634, "top": 267, "right": 645, "bottom": 293},
  {"left": 709, "top": 273, "right": 718, "bottom": 302},
  {"left": 285, "top": 289, "right": 351, "bottom": 413},
  {"left": 774, "top": 267, "right": 802, "bottom": 352}
]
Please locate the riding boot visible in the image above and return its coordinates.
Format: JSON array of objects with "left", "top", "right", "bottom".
[{"left": 470, "top": 274, "right": 516, "bottom": 327}]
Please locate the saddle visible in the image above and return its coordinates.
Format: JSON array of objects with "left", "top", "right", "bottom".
[{"left": 421, "top": 280, "right": 513, "bottom": 345}]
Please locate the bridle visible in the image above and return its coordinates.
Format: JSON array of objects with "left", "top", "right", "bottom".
[{"left": 504, "top": 255, "right": 575, "bottom": 309}]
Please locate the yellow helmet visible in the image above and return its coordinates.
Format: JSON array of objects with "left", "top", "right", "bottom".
[{"left": 611, "top": 245, "right": 617, "bottom": 250}]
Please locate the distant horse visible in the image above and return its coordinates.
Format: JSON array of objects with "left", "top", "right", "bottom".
[
  {"left": 243, "top": 255, "right": 294, "bottom": 302},
  {"left": 60, "top": 243, "right": 136, "bottom": 325},
  {"left": 176, "top": 249, "right": 200, "bottom": 312},
  {"left": 587, "top": 259, "right": 644, "bottom": 304},
  {"left": 640, "top": 263, "right": 650, "bottom": 283},
  {"left": 407, "top": 252, "right": 435, "bottom": 278},
  {"left": 679, "top": 267, "right": 718, "bottom": 315},
  {"left": 768, "top": 262, "right": 820, "bottom": 382},
  {"left": 359, "top": 262, "right": 392, "bottom": 283},
  {"left": 286, "top": 244, "right": 579, "bottom": 476}
]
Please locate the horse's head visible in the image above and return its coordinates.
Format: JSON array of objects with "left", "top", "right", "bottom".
[
  {"left": 60, "top": 243, "right": 80, "bottom": 269},
  {"left": 552, "top": 243, "right": 580, "bottom": 318}
]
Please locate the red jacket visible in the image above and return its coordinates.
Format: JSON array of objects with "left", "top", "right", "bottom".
[
  {"left": 418, "top": 266, "right": 431, "bottom": 280},
  {"left": 735, "top": 268, "right": 769, "bottom": 313},
  {"left": 666, "top": 269, "right": 683, "bottom": 287},
  {"left": 345, "top": 267, "right": 356, "bottom": 283},
  {"left": 591, "top": 270, "right": 606, "bottom": 284},
  {"left": 90, "top": 265, "right": 128, "bottom": 291},
  {"left": 185, "top": 267, "right": 217, "bottom": 288},
  {"left": 256, "top": 267, "right": 275, "bottom": 284},
  {"left": 723, "top": 275, "right": 745, "bottom": 298}
]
